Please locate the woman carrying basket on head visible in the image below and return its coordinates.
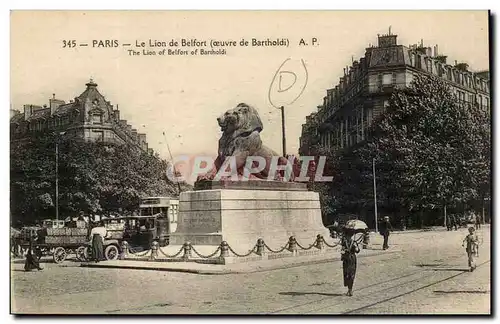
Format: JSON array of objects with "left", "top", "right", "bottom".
[{"left": 340, "top": 220, "right": 365, "bottom": 296}]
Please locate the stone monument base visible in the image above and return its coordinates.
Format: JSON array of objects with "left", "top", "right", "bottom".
[{"left": 169, "top": 182, "right": 330, "bottom": 252}]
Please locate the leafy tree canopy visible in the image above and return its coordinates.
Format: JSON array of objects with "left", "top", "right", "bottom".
[
  {"left": 309, "top": 74, "right": 490, "bottom": 227},
  {"left": 10, "top": 135, "right": 191, "bottom": 225}
]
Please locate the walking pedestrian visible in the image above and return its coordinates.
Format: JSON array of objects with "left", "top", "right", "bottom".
[
  {"left": 24, "top": 237, "right": 43, "bottom": 272},
  {"left": 475, "top": 214, "right": 481, "bottom": 230},
  {"left": 89, "top": 221, "right": 107, "bottom": 263},
  {"left": 341, "top": 228, "right": 360, "bottom": 296},
  {"left": 462, "top": 227, "right": 479, "bottom": 272},
  {"left": 379, "top": 216, "right": 392, "bottom": 250}
]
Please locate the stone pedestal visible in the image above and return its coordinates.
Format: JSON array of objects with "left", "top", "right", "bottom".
[{"left": 169, "top": 181, "right": 330, "bottom": 253}]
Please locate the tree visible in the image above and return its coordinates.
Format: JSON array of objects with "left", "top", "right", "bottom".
[
  {"left": 10, "top": 134, "right": 190, "bottom": 224},
  {"left": 304, "top": 143, "right": 338, "bottom": 225},
  {"left": 332, "top": 74, "right": 490, "bottom": 227}
]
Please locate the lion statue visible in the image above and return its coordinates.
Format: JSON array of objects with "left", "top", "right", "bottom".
[{"left": 197, "top": 103, "right": 296, "bottom": 182}]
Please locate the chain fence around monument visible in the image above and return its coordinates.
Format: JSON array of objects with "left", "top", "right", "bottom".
[{"left": 118, "top": 234, "right": 348, "bottom": 262}]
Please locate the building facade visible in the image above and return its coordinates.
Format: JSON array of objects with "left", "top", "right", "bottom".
[
  {"left": 10, "top": 79, "right": 151, "bottom": 153},
  {"left": 299, "top": 32, "right": 490, "bottom": 155}
]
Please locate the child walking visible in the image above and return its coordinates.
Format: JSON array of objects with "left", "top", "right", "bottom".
[{"left": 462, "top": 227, "right": 479, "bottom": 272}]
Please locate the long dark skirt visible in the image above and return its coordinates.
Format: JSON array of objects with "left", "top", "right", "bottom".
[
  {"left": 342, "top": 253, "right": 357, "bottom": 288},
  {"left": 91, "top": 234, "right": 104, "bottom": 261},
  {"left": 24, "top": 251, "right": 40, "bottom": 271}
]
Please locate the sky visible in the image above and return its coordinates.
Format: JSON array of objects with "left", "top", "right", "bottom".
[{"left": 10, "top": 11, "right": 489, "bottom": 167}]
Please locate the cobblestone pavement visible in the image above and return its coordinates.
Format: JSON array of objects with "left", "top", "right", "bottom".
[{"left": 11, "top": 226, "right": 490, "bottom": 314}]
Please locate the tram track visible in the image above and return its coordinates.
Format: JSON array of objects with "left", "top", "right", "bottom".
[
  {"left": 270, "top": 253, "right": 483, "bottom": 314},
  {"left": 341, "top": 259, "right": 490, "bottom": 314}
]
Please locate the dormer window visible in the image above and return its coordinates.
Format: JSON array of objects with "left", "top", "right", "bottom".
[
  {"left": 91, "top": 113, "right": 103, "bottom": 124},
  {"left": 89, "top": 99, "right": 104, "bottom": 124}
]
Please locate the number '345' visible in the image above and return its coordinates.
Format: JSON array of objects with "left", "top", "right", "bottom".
[{"left": 62, "top": 40, "right": 76, "bottom": 48}]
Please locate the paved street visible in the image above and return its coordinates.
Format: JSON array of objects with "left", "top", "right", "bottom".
[{"left": 11, "top": 226, "right": 490, "bottom": 314}]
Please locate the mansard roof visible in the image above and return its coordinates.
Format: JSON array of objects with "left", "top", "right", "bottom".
[
  {"left": 10, "top": 112, "right": 24, "bottom": 124},
  {"left": 53, "top": 103, "right": 77, "bottom": 116},
  {"left": 26, "top": 108, "right": 51, "bottom": 121},
  {"left": 12, "top": 79, "right": 116, "bottom": 124}
]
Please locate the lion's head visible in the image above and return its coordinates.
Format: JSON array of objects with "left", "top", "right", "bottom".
[{"left": 217, "top": 103, "right": 263, "bottom": 136}]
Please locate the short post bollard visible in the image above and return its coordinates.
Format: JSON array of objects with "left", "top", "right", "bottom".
[
  {"left": 220, "top": 241, "right": 229, "bottom": 258},
  {"left": 256, "top": 238, "right": 265, "bottom": 256},
  {"left": 120, "top": 241, "right": 129, "bottom": 260},
  {"left": 315, "top": 234, "right": 324, "bottom": 250},
  {"left": 288, "top": 236, "right": 297, "bottom": 254},
  {"left": 362, "top": 232, "right": 370, "bottom": 249},
  {"left": 150, "top": 241, "right": 159, "bottom": 260},
  {"left": 182, "top": 241, "right": 192, "bottom": 260}
]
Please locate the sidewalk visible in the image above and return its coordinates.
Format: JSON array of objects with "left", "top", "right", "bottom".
[
  {"left": 80, "top": 246, "right": 402, "bottom": 274},
  {"left": 375, "top": 226, "right": 446, "bottom": 235},
  {"left": 387, "top": 224, "right": 489, "bottom": 234}
]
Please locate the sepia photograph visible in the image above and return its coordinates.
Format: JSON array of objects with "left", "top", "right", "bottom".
[{"left": 9, "top": 10, "right": 491, "bottom": 315}]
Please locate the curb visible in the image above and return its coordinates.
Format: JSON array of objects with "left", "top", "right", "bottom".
[{"left": 80, "top": 249, "right": 402, "bottom": 275}]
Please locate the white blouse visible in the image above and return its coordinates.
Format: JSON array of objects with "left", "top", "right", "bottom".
[{"left": 90, "top": 226, "right": 107, "bottom": 238}]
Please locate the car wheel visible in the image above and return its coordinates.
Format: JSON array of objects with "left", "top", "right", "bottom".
[{"left": 105, "top": 245, "right": 119, "bottom": 261}]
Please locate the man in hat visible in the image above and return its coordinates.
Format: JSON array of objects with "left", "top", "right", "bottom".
[{"left": 379, "top": 216, "right": 393, "bottom": 250}]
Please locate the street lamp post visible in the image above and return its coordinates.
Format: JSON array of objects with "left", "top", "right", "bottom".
[
  {"left": 483, "top": 197, "right": 490, "bottom": 224},
  {"left": 373, "top": 158, "right": 379, "bottom": 233},
  {"left": 55, "top": 140, "right": 59, "bottom": 222},
  {"left": 55, "top": 131, "right": 66, "bottom": 222},
  {"left": 280, "top": 106, "right": 286, "bottom": 157}
]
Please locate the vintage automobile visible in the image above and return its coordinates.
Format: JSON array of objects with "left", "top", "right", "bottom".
[
  {"left": 16, "top": 213, "right": 169, "bottom": 263},
  {"left": 121, "top": 214, "right": 169, "bottom": 249},
  {"left": 82, "top": 213, "right": 168, "bottom": 261}
]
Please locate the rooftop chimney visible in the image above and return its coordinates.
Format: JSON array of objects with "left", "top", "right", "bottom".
[
  {"left": 49, "top": 95, "right": 65, "bottom": 116},
  {"left": 24, "top": 104, "right": 34, "bottom": 119},
  {"left": 456, "top": 62, "right": 469, "bottom": 72},
  {"left": 378, "top": 32, "right": 398, "bottom": 47}
]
